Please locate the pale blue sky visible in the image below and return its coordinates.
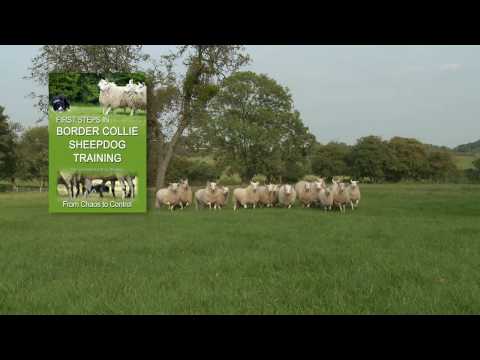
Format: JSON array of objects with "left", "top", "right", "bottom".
[{"left": 1, "top": 45, "right": 479, "bottom": 148}]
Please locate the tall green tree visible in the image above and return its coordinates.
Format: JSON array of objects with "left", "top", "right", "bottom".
[
  {"left": 202, "top": 71, "right": 314, "bottom": 182},
  {"left": 148, "top": 46, "right": 250, "bottom": 188},
  {"left": 426, "top": 150, "right": 458, "bottom": 182},
  {"left": 473, "top": 158, "right": 480, "bottom": 171},
  {"left": 15, "top": 126, "right": 49, "bottom": 191},
  {"left": 387, "top": 137, "right": 430, "bottom": 181},
  {"left": 348, "top": 135, "right": 397, "bottom": 182},
  {"left": 0, "top": 106, "right": 19, "bottom": 186},
  {"left": 311, "top": 142, "right": 351, "bottom": 179},
  {"left": 26, "top": 45, "right": 149, "bottom": 120}
]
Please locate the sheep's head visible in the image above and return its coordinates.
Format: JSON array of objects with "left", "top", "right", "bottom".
[
  {"left": 169, "top": 183, "right": 179, "bottom": 192},
  {"left": 208, "top": 182, "right": 217, "bottom": 192},
  {"left": 313, "top": 180, "right": 323, "bottom": 190},
  {"left": 304, "top": 182, "right": 311, "bottom": 191},
  {"left": 223, "top": 186, "right": 229, "bottom": 195},
  {"left": 135, "top": 83, "right": 146, "bottom": 94},
  {"left": 350, "top": 180, "right": 358, "bottom": 189},
  {"left": 125, "top": 81, "right": 137, "bottom": 95},
  {"left": 180, "top": 179, "right": 189, "bottom": 190},
  {"left": 267, "top": 183, "right": 275, "bottom": 193},
  {"left": 98, "top": 79, "right": 110, "bottom": 92},
  {"left": 284, "top": 184, "right": 292, "bottom": 194},
  {"left": 250, "top": 181, "right": 259, "bottom": 192},
  {"left": 316, "top": 177, "right": 326, "bottom": 188}
]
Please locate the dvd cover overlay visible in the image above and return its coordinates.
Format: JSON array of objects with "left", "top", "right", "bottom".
[{"left": 48, "top": 73, "right": 147, "bottom": 213}]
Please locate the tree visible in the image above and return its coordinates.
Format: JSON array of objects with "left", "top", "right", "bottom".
[
  {"left": 311, "top": 142, "right": 351, "bottom": 179},
  {"left": 473, "top": 158, "right": 480, "bottom": 171},
  {"left": 387, "top": 137, "right": 429, "bottom": 181},
  {"left": 426, "top": 150, "right": 458, "bottom": 182},
  {"left": 348, "top": 135, "right": 396, "bottom": 182},
  {"left": 201, "top": 71, "right": 314, "bottom": 182},
  {"left": 26, "top": 45, "right": 149, "bottom": 120},
  {"left": 0, "top": 106, "right": 19, "bottom": 187},
  {"left": 148, "top": 46, "right": 250, "bottom": 188},
  {"left": 15, "top": 126, "right": 48, "bottom": 191}
]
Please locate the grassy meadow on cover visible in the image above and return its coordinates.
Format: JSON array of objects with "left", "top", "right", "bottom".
[
  {"left": 52, "top": 104, "right": 146, "bottom": 121},
  {"left": 0, "top": 184, "right": 479, "bottom": 314}
]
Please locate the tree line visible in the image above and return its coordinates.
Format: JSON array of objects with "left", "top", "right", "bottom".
[{"left": 0, "top": 45, "right": 477, "bottom": 191}]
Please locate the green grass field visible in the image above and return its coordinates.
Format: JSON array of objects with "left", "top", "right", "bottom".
[{"left": 0, "top": 184, "right": 479, "bottom": 314}]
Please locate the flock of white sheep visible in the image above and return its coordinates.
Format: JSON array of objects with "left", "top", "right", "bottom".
[
  {"left": 155, "top": 178, "right": 361, "bottom": 213},
  {"left": 97, "top": 79, "right": 147, "bottom": 116}
]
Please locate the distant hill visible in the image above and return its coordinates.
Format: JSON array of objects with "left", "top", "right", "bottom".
[
  {"left": 454, "top": 139, "right": 480, "bottom": 153},
  {"left": 423, "top": 143, "right": 453, "bottom": 153}
]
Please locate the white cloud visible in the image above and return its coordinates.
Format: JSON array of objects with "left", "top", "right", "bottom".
[{"left": 440, "top": 63, "right": 462, "bottom": 72}]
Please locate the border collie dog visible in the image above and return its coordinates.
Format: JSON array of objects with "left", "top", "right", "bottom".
[
  {"left": 90, "top": 184, "right": 110, "bottom": 197},
  {"left": 52, "top": 95, "right": 71, "bottom": 112}
]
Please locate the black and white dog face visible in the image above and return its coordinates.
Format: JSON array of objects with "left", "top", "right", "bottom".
[
  {"left": 52, "top": 95, "right": 70, "bottom": 112},
  {"left": 90, "top": 184, "right": 110, "bottom": 196}
]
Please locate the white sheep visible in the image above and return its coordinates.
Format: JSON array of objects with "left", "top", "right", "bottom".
[
  {"left": 214, "top": 186, "right": 230, "bottom": 209},
  {"left": 332, "top": 182, "right": 352, "bottom": 213},
  {"left": 155, "top": 183, "right": 180, "bottom": 211},
  {"left": 278, "top": 184, "right": 297, "bottom": 208},
  {"left": 347, "top": 180, "right": 361, "bottom": 209},
  {"left": 195, "top": 181, "right": 218, "bottom": 210},
  {"left": 295, "top": 180, "right": 316, "bottom": 208},
  {"left": 178, "top": 179, "right": 192, "bottom": 209},
  {"left": 317, "top": 187, "right": 334, "bottom": 211},
  {"left": 258, "top": 183, "right": 278, "bottom": 208},
  {"left": 125, "top": 80, "right": 147, "bottom": 116},
  {"left": 98, "top": 79, "right": 129, "bottom": 115},
  {"left": 233, "top": 181, "right": 260, "bottom": 210}
]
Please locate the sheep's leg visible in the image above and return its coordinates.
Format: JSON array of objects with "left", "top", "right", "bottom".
[
  {"left": 84, "top": 178, "right": 92, "bottom": 198},
  {"left": 111, "top": 180, "right": 117, "bottom": 198},
  {"left": 75, "top": 181, "right": 81, "bottom": 198},
  {"left": 126, "top": 176, "right": 134, "bottom": 198},
  {"left": 71, "top": 177, "right": 77, "bottom": 199},
  {"left": 131, "top": 178, "right": 135, "bottom": 198}
]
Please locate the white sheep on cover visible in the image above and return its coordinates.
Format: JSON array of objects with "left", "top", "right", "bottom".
[
  {"left": 98, "top": 79, "right": 129, "bottom": 115},
  {"left": 125, "top": 80, "right": 147, "bottom": 116}
]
